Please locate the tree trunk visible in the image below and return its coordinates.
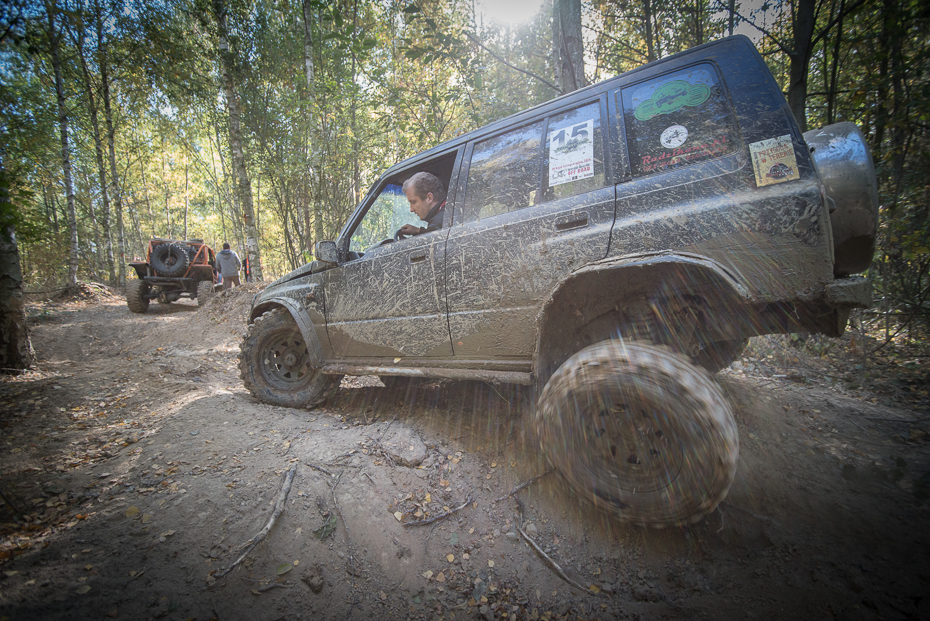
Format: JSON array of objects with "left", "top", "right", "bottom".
[
  {"left": 184, "top": 155, "right": 189, "bottom": 240},
  {"left": 98, "top": 0, "right": 126, "bottom": 287},
  {"left": 0, "top": 167, "right": 36, "bottom": 371},
  {"left": 694, "top": 0, "right": 704, "bottom": 46},
  {"left": 44, "top": 185, "right": 59, "bottom": 234},
  {"left": 213, "top": 120, "right": 235, "bottom": 241},
  {"left": 161, "top": 139, "right": 172, "bottom": 238},
  {"left": 127, "top": 197, "right": 145, "bottom": 260},
  {"left": 47, "top": 0, "right": 78, "bottom": 287},
  {"left": 302, "top": 0, "right": 324, "bottom": 253},
  {"left": 827, "top": 0, "right": 845, "bottom": 125},
  {"left": 138, "top": 148, "right": 155, "bottom": 238},
  {"left": 213, "top": 0, "right": 263, "bottom": 280},
  {"left": 886, "top": 0, "right": 907, "bottom": 207},
  {"left": 643, "top": 0, "right": 656, "bottom": 62},
  {"left": 553, "top": 0, "right": 585, "bottom": 94},
  {"left": 0, "top": 224, "right": 35, "bottom": 371},
  {"left": 787, "top": 0, "right": 817, "bottom": 132},
  {"left": 74, "top": 31, "right": 116, "bottom": 284},
  {"left": 351, "top": 0, "right": 360, "bottom": 208},
  {"left": 81, "top": 167, "right": 105, "bottom": 279}
]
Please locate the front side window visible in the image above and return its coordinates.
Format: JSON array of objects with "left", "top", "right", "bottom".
[
  {"left": 620, "top": 63, "right": 739, "bottom": 177},
  {"left": 349, "top": 184, "right": 421, "bottom": 253},
  {"left": 542, "top": 102, "right": 605, "bottom": 202},
  {"left": 462, "top": 121, "right": 544, "bottom": 223}
]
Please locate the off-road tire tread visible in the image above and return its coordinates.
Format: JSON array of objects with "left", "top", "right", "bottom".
[
  {"left": 150, "top": 242, "right": 191, "bottom": 277},
  {"left": 196, "top": 280, "right": 214, "bottom": 307},
  {"left": 126, "top": 279, "right": 149, "bottom": 313},
  {"left": 534, "top": 340, "right": 738, "bottom": 527},
  {"left": 238, "top": 308, "right": 340, "bottom": 408}
]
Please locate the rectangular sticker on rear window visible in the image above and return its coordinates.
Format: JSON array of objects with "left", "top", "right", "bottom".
[{"left": 749, "top": 135, "right": 799, "bottom": 187}]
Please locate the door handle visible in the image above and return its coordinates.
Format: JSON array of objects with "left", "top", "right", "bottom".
[
  {"left": 409, "top": 254, "right": 428, "bottom": 264},
  {"left": 555, "top": 212, "right": 589, "bottom": 231}
]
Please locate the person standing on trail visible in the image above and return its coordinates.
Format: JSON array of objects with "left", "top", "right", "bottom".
[{"left": 217, "top": 242, "right": 242, "bottom": 290}]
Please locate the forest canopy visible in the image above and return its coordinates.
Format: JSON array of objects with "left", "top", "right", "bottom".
[{"left": 1, "top": 0, "right": 928, "bottom": 335}]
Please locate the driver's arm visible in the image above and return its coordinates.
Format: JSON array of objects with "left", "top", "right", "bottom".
[{"left": 399, "top": 223, "right": 425, "bottom": 236}]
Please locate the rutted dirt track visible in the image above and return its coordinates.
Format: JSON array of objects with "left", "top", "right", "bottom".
[{"left": 1, "top": 286, "right": 928, "bottom": 620}]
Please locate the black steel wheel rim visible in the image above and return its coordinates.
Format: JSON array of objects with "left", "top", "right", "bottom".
[
  {"left": 575, "top": 383, "right": 686, "bottom": 494},
  {"left": 260, "top": 332, "right": 310, "bottom": 386}
]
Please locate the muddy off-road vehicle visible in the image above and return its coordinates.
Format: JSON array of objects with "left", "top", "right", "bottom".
[
  {"left": 239, "top": 36, "right": 877, "bottom": 526},
  {"left": 126, "top": 239, "right": 218, "bottom": 312}
]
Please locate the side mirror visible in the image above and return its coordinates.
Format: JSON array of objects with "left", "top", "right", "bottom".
[{"left": 314, "top": 240, "right": 339, "bottom": 264}]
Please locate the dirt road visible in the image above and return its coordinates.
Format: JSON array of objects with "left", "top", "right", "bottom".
[{"left": 1, "top": 286, "right": 928, "bottom": 620}]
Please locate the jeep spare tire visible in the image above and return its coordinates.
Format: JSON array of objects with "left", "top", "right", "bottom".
[
  {"left": 239, "top": 308, "right": 340, "bottom": 407},
  {"left": 534, "top": 340, "right": 738, "bottom": 527},
  {"left": 803, "top": 122, "right": 879, "bottom": 276},
  {"left": 150, "top": 242, "right": 190, "bottom": 276}
]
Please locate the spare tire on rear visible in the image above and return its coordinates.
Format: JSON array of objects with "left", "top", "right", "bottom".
[
  {"left": 150, "top": 243, "right": 191, "bottom": 277},
  {"left": 803, "top": 122, "right": 879, "bottom": 276}
]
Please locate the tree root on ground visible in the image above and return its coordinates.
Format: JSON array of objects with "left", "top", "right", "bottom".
[
  {"left": 402, "top": 496, "right": 471, "bottom": 528},
  {"left": 213, "top": 463, "right": 297, "bottom": 580},
  {"left": 494, "top": 468, "right": 554, "bottom": 503}
]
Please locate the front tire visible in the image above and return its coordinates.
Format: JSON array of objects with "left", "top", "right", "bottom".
[
  {"left": 534, "top": 340, "right": 738, "bottom": 527},
  {"left": 126, "top": 279, "right": 149, "bottom": 313},
  {"left": 196, "top": 280, "right": 214, "bottom": 307},
  {"left": 238, "top": 308, "right": 340, "bottom": 407}
]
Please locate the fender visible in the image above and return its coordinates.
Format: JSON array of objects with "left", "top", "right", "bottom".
[
  {"left": 577, "top": 251, "right": 748, "bottom": 298},
  {"left": 250, "top": 292, "right": 326, "bottom": 369},
  {"left": 533, "top": 251, "right": 752, "bottom": 379}
]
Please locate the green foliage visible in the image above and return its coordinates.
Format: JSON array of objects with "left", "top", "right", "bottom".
[
  {"left": 0, "top": 0, "right": 925, "bottom": 345},
  {"left": 0, "top": 168, "right": 44, "bottom": 243}
]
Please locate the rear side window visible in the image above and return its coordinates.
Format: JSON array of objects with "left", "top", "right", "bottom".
[
  {"left": 541, "top": 102, "right": 605, "bottom": 202},
  {"left": 620, "top": 63, "right": 738, "bottom": 177},
  {"left": 462, "top": 121, "right": 544, "bottom": 223}
]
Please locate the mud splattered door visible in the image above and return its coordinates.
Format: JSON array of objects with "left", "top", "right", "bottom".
[
  {"left": 323, "top": 184, "right": 453, "bottom": 358},
  {"left": 445, "top": 101, "right": 614, "bottom": 360}
]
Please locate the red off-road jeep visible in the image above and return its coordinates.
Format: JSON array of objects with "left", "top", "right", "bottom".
[{"left": 126, "top": 239, "right": 218, "bottom": 313}]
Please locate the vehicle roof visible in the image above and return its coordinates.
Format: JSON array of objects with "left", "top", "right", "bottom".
[{"left": 380, "top": 35, "right": 757, "bottom": 177}]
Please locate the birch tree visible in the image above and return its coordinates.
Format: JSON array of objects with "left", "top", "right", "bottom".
[
  {"left": 45, "top": 0, "right": 79, "bottom": 287},
  {"left": 212, "top": 0, "right": 263, "bottom": 280}
]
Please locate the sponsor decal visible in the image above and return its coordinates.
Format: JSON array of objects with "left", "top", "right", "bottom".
[
  {"left": 640, "top": 135, "right": 729, "bottom": 174},
  {"left": 660, "top": 125, "right": 689, "bottom": 149},
  {"left": 749, "top": 135, "right": 799, "bottom": 187},
  {"left": 635, "top": 80, "right": 711, "bottom": 121},
  {"left": 549, "top": 119, "right": 595, "bottom": 186}
]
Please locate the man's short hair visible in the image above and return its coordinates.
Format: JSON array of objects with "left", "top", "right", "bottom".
[
  {"left": 403, "top": 172, "right": 446, "bottom": 204},
  {"left": 223, "top": 242, "right": 230, "bottom": 250}
]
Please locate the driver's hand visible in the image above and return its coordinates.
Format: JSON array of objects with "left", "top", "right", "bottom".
[{"left": 399, "top": 224, "right": 422, "bottom": 236}]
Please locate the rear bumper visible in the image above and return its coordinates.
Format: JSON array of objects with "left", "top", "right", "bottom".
[{"left": 825, "top": 276, "right": 871, "bottom": 309}]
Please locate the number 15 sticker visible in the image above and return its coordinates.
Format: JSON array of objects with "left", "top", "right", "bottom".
[{"left": 549, "top": 120, "right": 595, "bottom": 187}]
